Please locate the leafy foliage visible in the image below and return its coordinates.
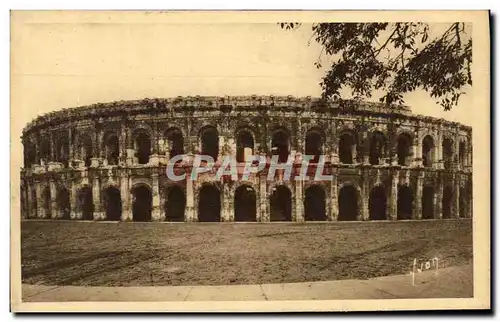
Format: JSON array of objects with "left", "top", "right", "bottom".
[{"left": 279, "top": 23, "right": 472, "bottom": 110}]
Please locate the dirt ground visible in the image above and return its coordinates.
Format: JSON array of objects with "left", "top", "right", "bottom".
[{"left": 20, "top": 220, "right": 472, "bottom": 287}]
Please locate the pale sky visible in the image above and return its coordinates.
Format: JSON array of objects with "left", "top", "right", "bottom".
[{"left": 11, "top": 16, "right": 475, "bottom": 161}]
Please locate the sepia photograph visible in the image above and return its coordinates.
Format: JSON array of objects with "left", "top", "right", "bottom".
[{"left": 10, "top": 10, "right": 490, "bottom": 312}]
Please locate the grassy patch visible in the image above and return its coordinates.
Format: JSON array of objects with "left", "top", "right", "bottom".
[{"left": 21, "top": 220, "right": 472, "bottom": 286}]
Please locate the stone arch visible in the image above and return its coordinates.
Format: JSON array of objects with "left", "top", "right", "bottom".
[
  {"left": 77, "top": 185, "right": 94, "bottom": 220},
  {"left": 56, "top": 186, "right": 71, "bottom": 219},
  {"left": 369, "top": 185, "right": 387, "bottom": 220},
  {"left": 103, "top": 131, "right": 120, "bottom": 166},
  {"left": 271, "top": 127, "right": 290, "bottom": 163},
  {"left": 102, "top": 185, "right": 122, "bottom": 221},
  {"left": 442, "top": 186, "right": 453, "bottom": 219},
  {"left": 422, "top": 135, "right": 436, "bottom": 167},
  {"left": 236, "top": 128, "right": 255, "bottom": 163},
  {"left": 422, "top": 186, "right": 434, "bottom": 219},
  {"left": 40, "top": 135, "right": 51, "bottom": 164},
  {"left": 199, "top": 126, "right": 219, "bottom": 161},
  {"left": 397, "top": 185, "right": 413, "bottom": 220},
  {"left": 304, "top": 184, "right": 326, "bottom": 221},
  {"left": 198, "top": 184, "right": 221, "bottom": 222},
  {"left": 165, "top": 185, "right": 185, "bottom": 222},
  {"left": 41, "top": 186, "right": 51, "bottom": 218},
  {"left": 305, "top": 128, "right": 325, "bottom": 163},
  {"left": 458, "top": 140, "right": 467, "bottom": 167},
  {"left": 397, "top": 133, "right": 413, "bottom": 166},
  {"left": 133, "top": 128, "right": 152, "bottom": 165},
  {"left": 338, "top": 130, "right": 357, "bottom": 164},
  {"left": 270, "top": 185, "right": 292, "bottom": 221},
  {"left": 131, "top": 183, "right": 152, "bottom": 222},
  {"left": 369, "top": 131, "right": 388, "bottom": 165},
  {"left": 55, "top": 135, "right": 70, "bottom": 167},
  {"left": 442, "top": 137, "right": 454, "bottom": 170},
  {"left": 76, "top": 133, "right": 93, "bottom": 167},
  {"left": 338, "top": 184, "right": 359, "bottom": 221},
  {"left": 234, "top": 184, "right": 257, "bottom": 222},
  {"left": 165, "top": 127, "right": 184, "bottom": 158}
]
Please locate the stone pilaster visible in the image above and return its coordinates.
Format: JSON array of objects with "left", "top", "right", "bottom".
[
  {"left": 258, "top": 173, "right": 269, "bottom": 222},
  {"left": 453, "top": 175, "right": 461, "bottom": 219},
  {"left": 35, "top": 183, "right": 45, "bottom": 218},
  {"left": 434, "top": 176, "right": 444, "bottom": 219},
  {"left": 185, "top": 173, "right": 195, "bottom": 222},
  {"left": 221, "top": 182, "right": 233, "bottom": 222},
  {"left": 49, "top": 179, "right": 58, "bottom": 219},
  {"left": 329, "top": 174, "right": 338, "bottom": 221},
  {"left": 360, "top": 174, "right": 369, "bottom": 221},
  {"left": 294, "top": 181, "right": 304, "bottom": 222},
  {"left": 92, "top": 176, "right": 104, "bottom": 220},
  {"left": 120, "top": 172, "right": 132, "bottom": 221},
  {"left": 388, "top": 170, "right": 399, "bottom": 220},
  {"left": 414, "top": 171, "right": 424, "bottom": 219},
  {"left": 151, "top": 172, "right": 161, "bottom": 221},
  {"left": 70, "top": 181, "right": 79, "bottom": 219}
]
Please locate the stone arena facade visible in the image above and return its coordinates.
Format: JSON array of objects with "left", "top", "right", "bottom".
[{"left": 20, "top": 96, "right": 473, "bottom": 222}]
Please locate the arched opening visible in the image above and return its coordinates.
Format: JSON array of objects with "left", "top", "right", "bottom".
[
  {"left": 24, "top": 142, "right": 36, "bottom": 168},
  {"left": 338, "top": 185, "right": 358, "bottom": 221},
  {"left": 103, "top": 133, "right": 120, "bottom": 166},
  {"left": 56, "top": 136, "right": 70, "bottom": 167},
  {"left": 165, "top": 128, "right": 184, "bottom": 158},
  {"left": 200, "top": 127, "right": 219, "bottom": 161},
  {"left": 132, "top": 185, "right": 152, "bottom": 222},
  {"left": 78, "top": 135, "right": 93, "bottom": 167},
  {"left": 42, "top": 187, "right": 51, "bottom": 218},
  {"left": 271, "top": 130, "right": 290, "bottom": 163},
  {"left": 459, "top": 141, "right": 466, "bottom": 168},
  {"left": 57, "top": 187, "right": 71, "bottom": 219},
  {"left": 369, "top": 132, "right": 388, "bottom": 165},
  {"left": 397, "top": 133, "right": 413, "bottom": 166},
  {"left": 103, "top": 186, "right": 122, "bottom": 221},
  {"left": 397, "top": 185, "right": 413, "bottom": 220},
  {"left": 305, "top": 130, "right": 323, "bottom": 163},
  {"left": 459, "top": 187, "right": 469, "bottom": 218},
  {"left": 369, "top": 185, "right": 387, "bottom": 220},
  {"left": 442, "top": 186, "right": 453, "bottom": 219},
  {"left": 198, "top": 185, "right": 221, "bottom": 222},
  {"left": 236, "top": 131, "right": 255, "bottom": 163},
  {"left": 422, "top": 186, "right": 434, "bottom": 219},
  {"left": 78, "top": 186, "right": 94, "bottom": 220},
  {"left": 422, "top": 135, "right": 435, "bottom": 167},
  {"left": 442, "top": 138, "right": 454, "bottom": 170},
  {"left": 338, "top": 132, "right": 356, "bottom": 164},
  {"left": 270, "top": 185, "right": 292, "bottom": 221},
  {"left": 40, "top": 137, "right": 51, "bottom": 164},
  {"left": 304, "top": 185, "right": 326, "bottom": 221},
  {"left": 165, "top": 186, "right": 185, "bottom": 222},
  {"left": 134, "top": 130, "right": 151, "bottom": 165},
  {"left": 234, "top": 185, "right": 257, "bottom": 222}
]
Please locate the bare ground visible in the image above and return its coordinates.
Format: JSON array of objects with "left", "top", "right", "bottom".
[{"left": 21, "top": 220, "right": 472, "bottom": 287}]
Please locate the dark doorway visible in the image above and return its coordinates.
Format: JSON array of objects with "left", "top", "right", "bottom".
[
  {"left": 104, "top": 133, "right": 120, "bottom": 166},
  {"left": 459, "top": 187, "right": 468, "bottom": 218},
  {"left": 422, "top": 135, "right": 435, "bottom": 167},
  {"left": 397, "top": 134, "right": 412, "bottom": 166},
  {"left": 198, "top": 185, "right": 221, "bottom": 222},
  {"left": 442, "top": 186, "right": 453, "bottom": 219},
  {"left": 80, "top": 135, "right": 93, "bottom": 167},
  {"left": 459, "top": 141, "right": 466, "bottom": 167},
  {"left": 305, "top": 131, "right": 322, "bottom": 163},
  {"left": 397, "top": 185, "right": 413, "bottom": 220},
  {"left": 339, "top": 133, "right": 355, "bottom": 164},
  {"left": 57, "top": 188, "right": 71, "bottom": 219},
  {"left": 42, "top": 187, "right": 51, "bottom": 218},
  {"left": 271, "top": 130, "right": 290, "bottom": 163},
  {"left": 135, "top": 131, "right": 151, "bottom": 165},
  {"left": 56, "top": 137, "right": 70, "bottom": 167},
  {"left": 442, "top": 138, "right": 454, "bottom": 170},
  {"left": 165, "top": 128, "right": 184, "bottom": 158},
  {"left": 422, "top": 186, "right": 434, "bottom": 219},
  {"left": 132, "top": 185, "right": 152, "bottom": 222},
  {"left": 236, "top": 131, "right": 254, "bottom": 163},
  {"left": 40, "top": 137, "right": 51, "bottom": 163},
  {"left": 234, "top": 185, "right": 257, "bottom": 221},
  {"left": 369, "top": 132, "right": 387, "bottom": 165},
  {"left": 200, "top": 127, "right": 219, "bottom": 161},
  {"left": 270, "top": 185, "right": 292, "bottom": 221},
  {"left": 369, "top": 186, "right": 387, "bottom": 220},
  {"left": 103, "top": 186, "right": 122, "bottom": 221},
  {"left": 338, "top": 185, "right": 358, "bottom": 221},
  {"left": 304, "top": 185, "right": 326, "bottom": 221},
  {"left": 165, "top": 186, "right": 185, "bottom": 222},
  {"left": 78, "top": 187, "right": 94, "bottom": 220}
]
